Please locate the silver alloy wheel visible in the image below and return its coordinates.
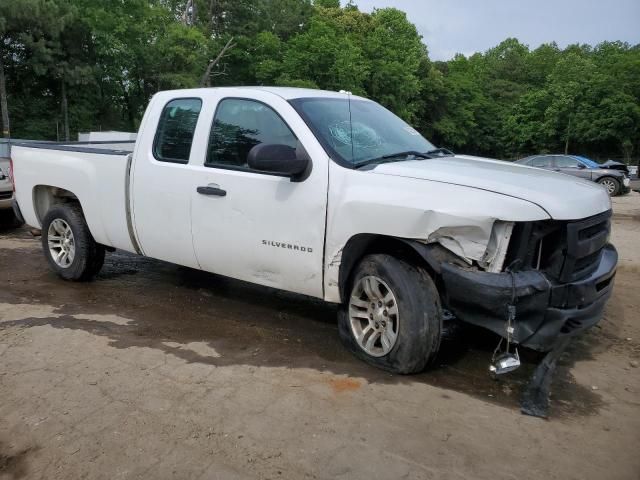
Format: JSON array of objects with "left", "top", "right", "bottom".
[
  {"left": 48, "top": 218, "right": 76, "bottom": 268},
  {"left": 600, "top": 178, "right": 617, "bottom": 195},
  {"left": 348, "top": 275, "right": 399, "bottom": 357}
]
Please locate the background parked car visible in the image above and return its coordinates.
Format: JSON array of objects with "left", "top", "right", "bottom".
[
  {"left": 515, "top": 154, "right": 630, "bottom": 196},
  {"left": 0, "top": 157, "right": 20, "bottom": 226},
  {"left": 0, "top": 140, "right": 27, "bottom": 227}
]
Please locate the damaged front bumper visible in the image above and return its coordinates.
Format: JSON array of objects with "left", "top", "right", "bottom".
[{"left": 440, "top": 244, "right": 617, "bottom": 351}]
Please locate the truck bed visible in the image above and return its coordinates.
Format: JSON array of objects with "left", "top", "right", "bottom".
[{"left": 12, "top": 141, "right": 138, "bottom": 253}]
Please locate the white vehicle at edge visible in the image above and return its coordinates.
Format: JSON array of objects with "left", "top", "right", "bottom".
[
  {"left": 0, "top": 156, "right": 13, "bottom": 211},
  {"left": 11, "top": 87, "right": 617, "bottom": 375}
]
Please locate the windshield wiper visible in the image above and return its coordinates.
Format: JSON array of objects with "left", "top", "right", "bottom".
[
  {"left": 381, "top": 150, "right": 433, "bottom": 160},
  {"left": 425, "top": 147, "right": 454, "bottom": 157},
  {"left": 354, "top": 151, "right": 433, "bottom": 169}
]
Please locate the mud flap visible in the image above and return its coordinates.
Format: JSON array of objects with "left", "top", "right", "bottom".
[{"left": 520, "top": 336, "right": 571, "bottom": 418}]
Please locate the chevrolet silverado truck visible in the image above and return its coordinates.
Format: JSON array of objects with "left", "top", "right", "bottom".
[{"left": 11, "top": 87, "right": 617, "bottom": 379}]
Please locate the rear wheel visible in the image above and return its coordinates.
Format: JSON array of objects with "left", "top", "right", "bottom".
[
  {"left": 598, "top": 176, "right": 620, "bottom": 196},
  {"left": 338, "top": 254, "right": 442, "bottom": 374},
  {"left": 41, "top": 204, "right": 105, "bottom": 281}
]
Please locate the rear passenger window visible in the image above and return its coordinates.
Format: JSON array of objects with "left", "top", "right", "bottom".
[
  {"left": 154, "top": 98, "right": 202, "bottom": 163},
  {"left": 206, "top": 98, "right": 298, "bottom": 169}
]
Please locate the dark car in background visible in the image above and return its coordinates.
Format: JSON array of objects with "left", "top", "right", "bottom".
[
  {"left": 516, "top": 154, "right": 630, "bottom": 196},
  {"left": 601, "top": 159, "right": 631, "bottom": 176}
]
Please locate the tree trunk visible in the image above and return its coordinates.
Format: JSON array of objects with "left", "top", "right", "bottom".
[
  {"left": 121, "top": 82, "right": 136, "bottom": 131},
  {"left": 200, "top": 37, "right": 235, "bottom": 87},
  {"left": 564, "top": 116, "right": 571, "bottom": 154},
  {"left": 182, "top": 0, "right": 196, "bottom": 26},
  {"left": 0, "top": 55, "right": 10, "bottom": 138},
  {"left": 61, "top": 78, "right": 70, "bottom": 141},
  {"left": 208, "top": 0, "right": 222, "bottom": 36}
]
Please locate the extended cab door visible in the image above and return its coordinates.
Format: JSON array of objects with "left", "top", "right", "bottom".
[
  {"left": 131, "top": 96, "right": 204, "bottom": 268},
  {"left": 188, "top": 90, "right": 329, "bottom": 298}
]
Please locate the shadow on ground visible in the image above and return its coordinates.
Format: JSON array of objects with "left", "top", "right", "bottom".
[
  {"left": 0, "top": 231, "right": 610, "bottom": 418},
  {"left": 0, "top": 441, "right": 37, "bottom": 480}
]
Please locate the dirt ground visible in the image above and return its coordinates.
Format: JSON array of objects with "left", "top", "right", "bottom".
[{"left": 1, "top": 194, "right": 639, "bottom": 480}]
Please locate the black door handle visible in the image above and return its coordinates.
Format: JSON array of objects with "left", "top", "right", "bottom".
[{"left": 197, "top": 186, "right": 227, "bottom": 197}]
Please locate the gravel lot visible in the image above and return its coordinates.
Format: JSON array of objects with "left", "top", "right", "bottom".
[{"left": 1, "top": 194, "right": 639, "bottom": 480}]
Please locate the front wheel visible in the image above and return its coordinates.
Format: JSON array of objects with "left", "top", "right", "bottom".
[
  {"left": 597, "top": 176, "right": 620, "bottom": 196},
  {"left": 338, "top": 254, "right": 442, "bottom": 374},
  {"left": 41, "top": 203, "right": 105, "bottom": 281}
]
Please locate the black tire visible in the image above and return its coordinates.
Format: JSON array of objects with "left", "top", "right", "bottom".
[
  {"left": 597, "top": 176, "right": 620, "bottom": 196},
  {"left": 41, "top": 203, "right": 105, "bottom": 281},
  {"left": 338, "top": 254, "right": 442, "bottom": 374}
]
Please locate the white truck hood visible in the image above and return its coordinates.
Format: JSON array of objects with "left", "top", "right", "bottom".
[{"left": 371, "top": 155, "right": 611, "bottom": 220}]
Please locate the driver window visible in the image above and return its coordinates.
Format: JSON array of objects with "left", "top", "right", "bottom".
[
  {"left": 555, "top": 156, "right": 579, "bottom": 168},
  {"left": 206, "top": 98, "right": 298, "bottom": 169}
]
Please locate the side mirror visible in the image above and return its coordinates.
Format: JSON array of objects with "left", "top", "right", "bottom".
[
  {"left": 577, "top": 163, "right": 586, "bottom": 169},
  {"left": 247, "top": 143, "right": 311, "bottom": 181}
]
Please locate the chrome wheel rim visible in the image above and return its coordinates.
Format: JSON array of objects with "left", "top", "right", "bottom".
[
  {"left": 349, "top": 276, "right": 399, "bottom": 357},
  {"left": 48, "top": 219, "right": 75, "bottom": 268},
  {"left": 601, "top": 179, "right": 616, "bottom": 195}
]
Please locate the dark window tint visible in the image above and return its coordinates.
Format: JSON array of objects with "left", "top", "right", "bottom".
[
  {"left": 555, "top": 156, "right": 580, "bottom": 168},
  {"left": 206, "top": 98, "right": 298, "bottom": 169},
  {"left": 530, "top": 156, "right": 552, "bottom": 167},
  {"left": 154, "top": 98, "right": 202, "bottom": 163}
]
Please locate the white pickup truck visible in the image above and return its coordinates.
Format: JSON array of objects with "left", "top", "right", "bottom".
[{"left": 11, "top": 87, "right": 617, "bottom": 377}]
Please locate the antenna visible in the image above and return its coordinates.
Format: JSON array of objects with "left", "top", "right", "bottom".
[{"left": 340, "top": 90, "right": 354, "bottom": 163}]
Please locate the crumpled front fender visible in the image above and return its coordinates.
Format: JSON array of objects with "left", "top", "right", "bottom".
[{"left": 323, "top": 166, "right": 550, "bottom": 303}]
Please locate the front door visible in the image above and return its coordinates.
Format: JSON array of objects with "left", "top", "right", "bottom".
[{"left": 189, "top": 92, "right": 328, "bottom": 298}]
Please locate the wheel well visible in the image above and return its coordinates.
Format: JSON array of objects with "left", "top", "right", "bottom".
[
  {"left": 598, "top": 176, "right": 619, "bottom": 183},
  {"left": 33, "top": 185, "right": 81, "bottom": 225},
  {"left": 337, "top": 234, "right": 441, "bottom": 302}
]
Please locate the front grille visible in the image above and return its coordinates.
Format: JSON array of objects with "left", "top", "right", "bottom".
[
  {"left": 505, "top": 210, "right": 611, "bottom": 282},
  {"left": 562, "top": 211, "right": 611, "bottom": 281},
  {"left": 0, "top": 191, "right": 12, "bottom": 200}
]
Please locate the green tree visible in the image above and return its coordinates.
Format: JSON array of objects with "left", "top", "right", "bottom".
[
  {"left": 0, "top": 0, "right": 69, "bottom": 137},
  {"left": 1, "top": 0, "right": 638, "bottom": 160},
  {"left": 363, "top": 8, "right": 427, "bottom": 120},
  {"left": 314, "top": 0, "right": 339, "bottom": 8}
]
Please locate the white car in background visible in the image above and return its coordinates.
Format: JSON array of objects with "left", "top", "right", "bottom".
[{"left": 0, "top": 156, "right": 15, "bottom": 213}]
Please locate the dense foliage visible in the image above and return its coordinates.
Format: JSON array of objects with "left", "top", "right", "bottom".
[{"left": 1, "top": 0, "right": 639, "bottom": 161}]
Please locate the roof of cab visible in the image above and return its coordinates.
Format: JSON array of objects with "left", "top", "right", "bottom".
[
  {"left": 243, "top": 86, "right": 359, "bottom": 100},
  {"left": 156, "top": 86, "right": 368, "bottom": 101}
]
